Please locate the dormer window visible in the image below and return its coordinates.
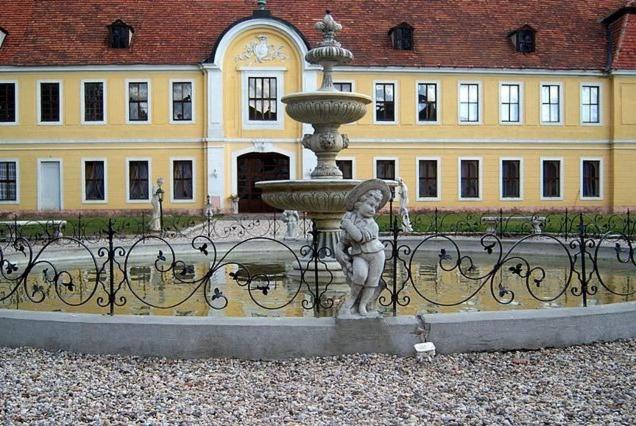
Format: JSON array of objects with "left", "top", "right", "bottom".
[
  {"left": 508, "top": 25, "right": 535, "bottom": 53},
  {"left": 108, "top": 20, "right": 133, "bottom": 49},
  {"left": 388, "top": 22, "right": 414, "bottom": 50},
  {"left": 0, "top": 27, "right": 7, "bottom": 49}
]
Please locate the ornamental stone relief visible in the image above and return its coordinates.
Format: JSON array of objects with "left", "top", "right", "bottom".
[{"left": 234, "top": 35, "right": 288, "bottom": 65}]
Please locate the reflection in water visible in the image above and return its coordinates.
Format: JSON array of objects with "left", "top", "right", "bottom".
[{"left": 1, "top": 252, "right": 634, "bottom": 317}]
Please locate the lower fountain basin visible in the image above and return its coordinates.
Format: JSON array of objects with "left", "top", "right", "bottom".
[{"left": 256, "top": 179, "right": 361, "bottom": 214}]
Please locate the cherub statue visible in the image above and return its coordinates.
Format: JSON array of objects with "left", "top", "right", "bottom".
[
  {"left": 335, "top": 179, "right": 390, "bottom": 317},
  {"left": 282, "top": 210, "right": 300, "bottom": 239},
  {"left": 397, "top": 177, "right": 413, "bottom": 233}
]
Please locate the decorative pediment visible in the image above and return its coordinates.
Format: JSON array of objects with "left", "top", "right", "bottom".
[{"left": 234, "top": 35, "right": 288, "bottom": 64}]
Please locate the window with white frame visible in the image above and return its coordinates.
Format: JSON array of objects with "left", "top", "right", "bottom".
[
  {"left": 417, "top": 83, "right": 438, "bottom": 122},
  {"left": 333, "top": 82, "right": 352, "bottom": 92},
  {"left": 84, "top": 160, "right": 105, "bottom": 201},
  {"left": 501, "top": 159, "right": 521, "bottom": 199},
  {"left": 375, "top": 83, "right": 395, "bottom": 122},
  {"left": 172, "top": 82, "right": 193, "bottom": 122},
  {"left": 336, "top": 160, "right": 353, "bottom": 179},
  {"left": 542, "top": 159, "right": 561, "bottom": 198},
  {"left": 500, "top": 84, "right": 520, "bottom": 123},
  {"left": 40, "top": 82, "right": 61, "bottom": 123},
  {"left": 128, "top": 82, "right": 149, "bottom": 122},
  {"left": 375, "top": 159, "right": 396, "bottom": 180},
  {"left": 173, "top": 160, "right": 193, "bottom": 200},
  {"left": 581, "top": 159, "right": 601, "bottom": 199},
  {"left": 0, "top": 161, "right": 17, "bottom": 202},
  {"left": 418, "top": 159, "right": 438, "bottom": 199},
  {"left": 0, "top": 82, "right": 16, "bottom": 123},
  {"left": 248, "top": 77, "right": 277, "bottom": 121},
  {"left": 83, "top": 82, "right": 105, "bottom": 123},
  {"left": 459, "top": 83, "right": 479, "bottom": 123},
  {"left": 128, "top": 160, "right": 149, "bottom": 200},
  {"left": 541, "top": 84, "right": 561, "bottom": 123},
  {"left": 581, "top": 85, "right": 600, "bottom": 124},
  {"left": 460, "top": 159, "right": 480, "bottom": 199}
]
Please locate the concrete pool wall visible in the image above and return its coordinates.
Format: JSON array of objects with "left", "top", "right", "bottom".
[{"left": 1, "top": 301, "right": 634, "bottom": 359}]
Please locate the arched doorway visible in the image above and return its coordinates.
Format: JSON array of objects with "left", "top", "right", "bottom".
[{"left": 236, "top": 152, "right": 290, "bottom": 213}]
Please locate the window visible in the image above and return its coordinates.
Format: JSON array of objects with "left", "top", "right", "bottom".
[
  {"left": 581, "top": 85, "right": 600, "bottom": 124},
  {"left": 459, "top": 83, "right": 479, "bottom": 123},
  {"left": 500, "top": 84, "right": 521, "bottom": 123},
  {"left": 248, "top": 77, "right": 277, "bottom": 121},
  {"left": 375, "top": 83, "right": 395, "bottom": 122},
  {"left": 417, "top": 83, "right": 437, "bottom": 122},
  {"left": 333, "top": 82, "right": 352, "bottom": 92},
  {"left": 542, "top": 159, "right": 561, "bottom": 199},
  {"left": 84, "top": 161, "right": 105, "bottom": 201},
  {"left": 172, "top": 81, "right": 193, "bottom": 122},
  {"left": 108, "top": 20, "right": 133, "bottom": 49},
  {"left": 128, "top": 161, "right": 149, "bottom": 201},
  {"left": 388, "top": 22, "right": 414, "bottom": 50},
  {"left": 460, "top": 159, "right": 480, "bottom": 199},
  {"left": 0, "top": 82, "right": 16, "bottom": 123},
  {"left": 0, "top": 27, "right": 7, "bottom": 49},
  {"left": 39, "top": 82, "right": 61, "bottom": 123},
  {"left": 541, "top": 84, "right": 561, "bottom": 124},
  {"left": 128, "top": 82, "right": 149, "bottom": 122},
  {"left": 501, "top": 159, "right": 521, "bottom": 199},
  {"left": 508, "top": 26, "right": 536, "bottom": 53},
  {"left": 418, "top": 159, "right": 438, "bottom": 199},
  {"left": 375, "top": 159, "right": 396, "bottom": 180},
  {"left": 0, "top": 161, "right": 17, "bottom": 202},
  {"left": 336, "top": 160, "right": 353, "bottom": 179},
  {"left": 581, "top": 159, "right": 601, "bottom": 199},
  {"left": 173, "top": 160, "right": 193, "bottom": 201},
  {"left": 83, "top": 82, "right": 104, "bottom": 123}
]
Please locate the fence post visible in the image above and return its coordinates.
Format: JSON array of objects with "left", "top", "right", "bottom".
[
  {"left": 577, "top": 213, "right": 588, "bottom": 307},
  {"left": 388, "top": 188, "right": 394, "bottom": 232},
  {"left": 498, "top": 208, "right": 503, "bottom": 238},
  {"left": 434, "top": 207, "right": 439, "bottom": 235},
  {"left": 391, "top": 214, "right": 400, "bottom": 316},
  {"left": 311, "top": 220, "right": 320, "bottom": 315},
  {"left": 627, "top": 209, "right": 631, "bottom": 239},
  {"left": 564, "top": 208, "right": 569, "bottom": 241},
  {"left": 107, "top": 218, "right": 116, "bottom": 315},
  {"left": 273, "top": 211, "right": 277, "bottom": 239}
]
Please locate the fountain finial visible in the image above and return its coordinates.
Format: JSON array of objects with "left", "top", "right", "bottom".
[
  {"left": 315, "top": 11, "right": 343, "bottom": 47},
  {"left": 306, "top": 12, "right": 353, "bottom": 91}
]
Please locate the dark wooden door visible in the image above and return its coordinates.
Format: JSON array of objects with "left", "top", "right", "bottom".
[{"left": 237, "top": 152, "right": 290, "bottom": 213}]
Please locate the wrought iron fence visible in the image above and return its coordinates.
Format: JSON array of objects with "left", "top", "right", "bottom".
[{"left": 0, "top": 210, "right": 634, "bottom": 317}]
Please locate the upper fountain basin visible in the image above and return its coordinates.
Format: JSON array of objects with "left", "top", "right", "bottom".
[{"left": 282, "top": 91, "right": 371, "bottom": 125}]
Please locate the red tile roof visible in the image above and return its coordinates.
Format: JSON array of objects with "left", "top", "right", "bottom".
[
  {"left": 611, "top": 3, "right": 636, "bottom": 69},
  {"left": 0, "top": 0, "right": 633, "bottom": 70}
]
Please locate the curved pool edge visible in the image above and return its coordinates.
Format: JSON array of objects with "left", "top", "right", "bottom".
[{"left": 1, "top": 302, "right": 635, "bottom": 359}]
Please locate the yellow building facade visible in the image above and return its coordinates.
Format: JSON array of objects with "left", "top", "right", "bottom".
[{"left": 0, "top": 2, "right": 635, "bottom": 214}]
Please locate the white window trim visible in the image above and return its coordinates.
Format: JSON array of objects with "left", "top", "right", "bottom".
[
  {"left": 457, "top": 81, "right": 482, "bottom": 125},
  {"left": 81, "top": 158, "right": 108, "bottom": 204},
  {"left": 0, "top": 158, "right": 20, "bottom": 204},
  {"left": 458, "top": 157, "right": 483, "bottom": 201},
  {"left": 335, "top": 156, "right": 356, "bottom": 179},
  {"left": 170, "top": 157, "right": 197, "bottom": 203},
  {"left": 415, "top": 156, "right": 441, "bottom": 201},
  {"left": 241, "top": 69, "right": 285, "bottom": 130},
  {"left": 499, "top": 157, "right": 524, "bottom": 201},
  {"left": 373, "top": 156, "right": 399, "bottom": 180},
  {"left": 80, "top": 79, "right": 107, "bottom": 125},
  {"left": 0, "top": 80, "right": 18, "bottom": 125},
  {"left": 373, "top": 80, "right": 399, "bottom": 125},
  {"left": 169, "top": 79, "right": 196, "bottom": 125},
  {"left": 579, "top": 157, "right": 604, "bottom": 201},
  {"left": 334, "top": 80, "right": 357, "bottom": 126},
  {"left": 125, "top": 158, "right": 152, "bottom": 203},
  {"left": 579, "top": 82, "right": 602, "bottom": 126},
  {"left": 36, "top": 80, "right": 63, "bottom": 125},
  {"left": 415, "top": 80, "right": 441, "bottom": 125},
  {"left": 36, "top": 158, "right": 64, "bottom": 210},
  {"left": 539, "top": 81, "right": 564, "bottom": 126},
  {"left": 125, "top": 79, "right": 152, "bottom": 124},
  {"left": 540, "top": 157, "right": 564, "bottom": 200},
  {"left": 498, "top": 81, "right": 524, "bottom": 125}
]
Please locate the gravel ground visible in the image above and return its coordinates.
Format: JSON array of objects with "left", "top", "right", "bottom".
[{"left": 1, "top": 340, "right": 635, "bottom": 425}]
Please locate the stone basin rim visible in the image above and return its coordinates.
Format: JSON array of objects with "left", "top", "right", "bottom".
[
  {"left": 281, "top": 91, "right": 372, "bottom": 104},
  {"left": 256, "top": 179, "right": 362, "bottom": 189}
]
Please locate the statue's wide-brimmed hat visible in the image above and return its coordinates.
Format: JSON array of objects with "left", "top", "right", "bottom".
[{"left": 345, "top": 179, "right": 391, "bottom": 211}]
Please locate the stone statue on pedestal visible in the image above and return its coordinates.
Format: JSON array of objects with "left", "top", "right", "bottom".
[
  {"left": 335, "top": 179, "right": 390, "bottom": 317},
  {"left": 397, "top": 177, "right": 413, "bottom": 233},
  {"left": 282, "top": 210, "right": 300, "bottom": 239},
  {"left": 150, "top": 177, "right": 164, "bottom": 232}
]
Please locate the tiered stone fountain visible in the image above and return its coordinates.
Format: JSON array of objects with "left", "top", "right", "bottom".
[{"left": 256, "top": 12, "right": 377, "bottom": 276}]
